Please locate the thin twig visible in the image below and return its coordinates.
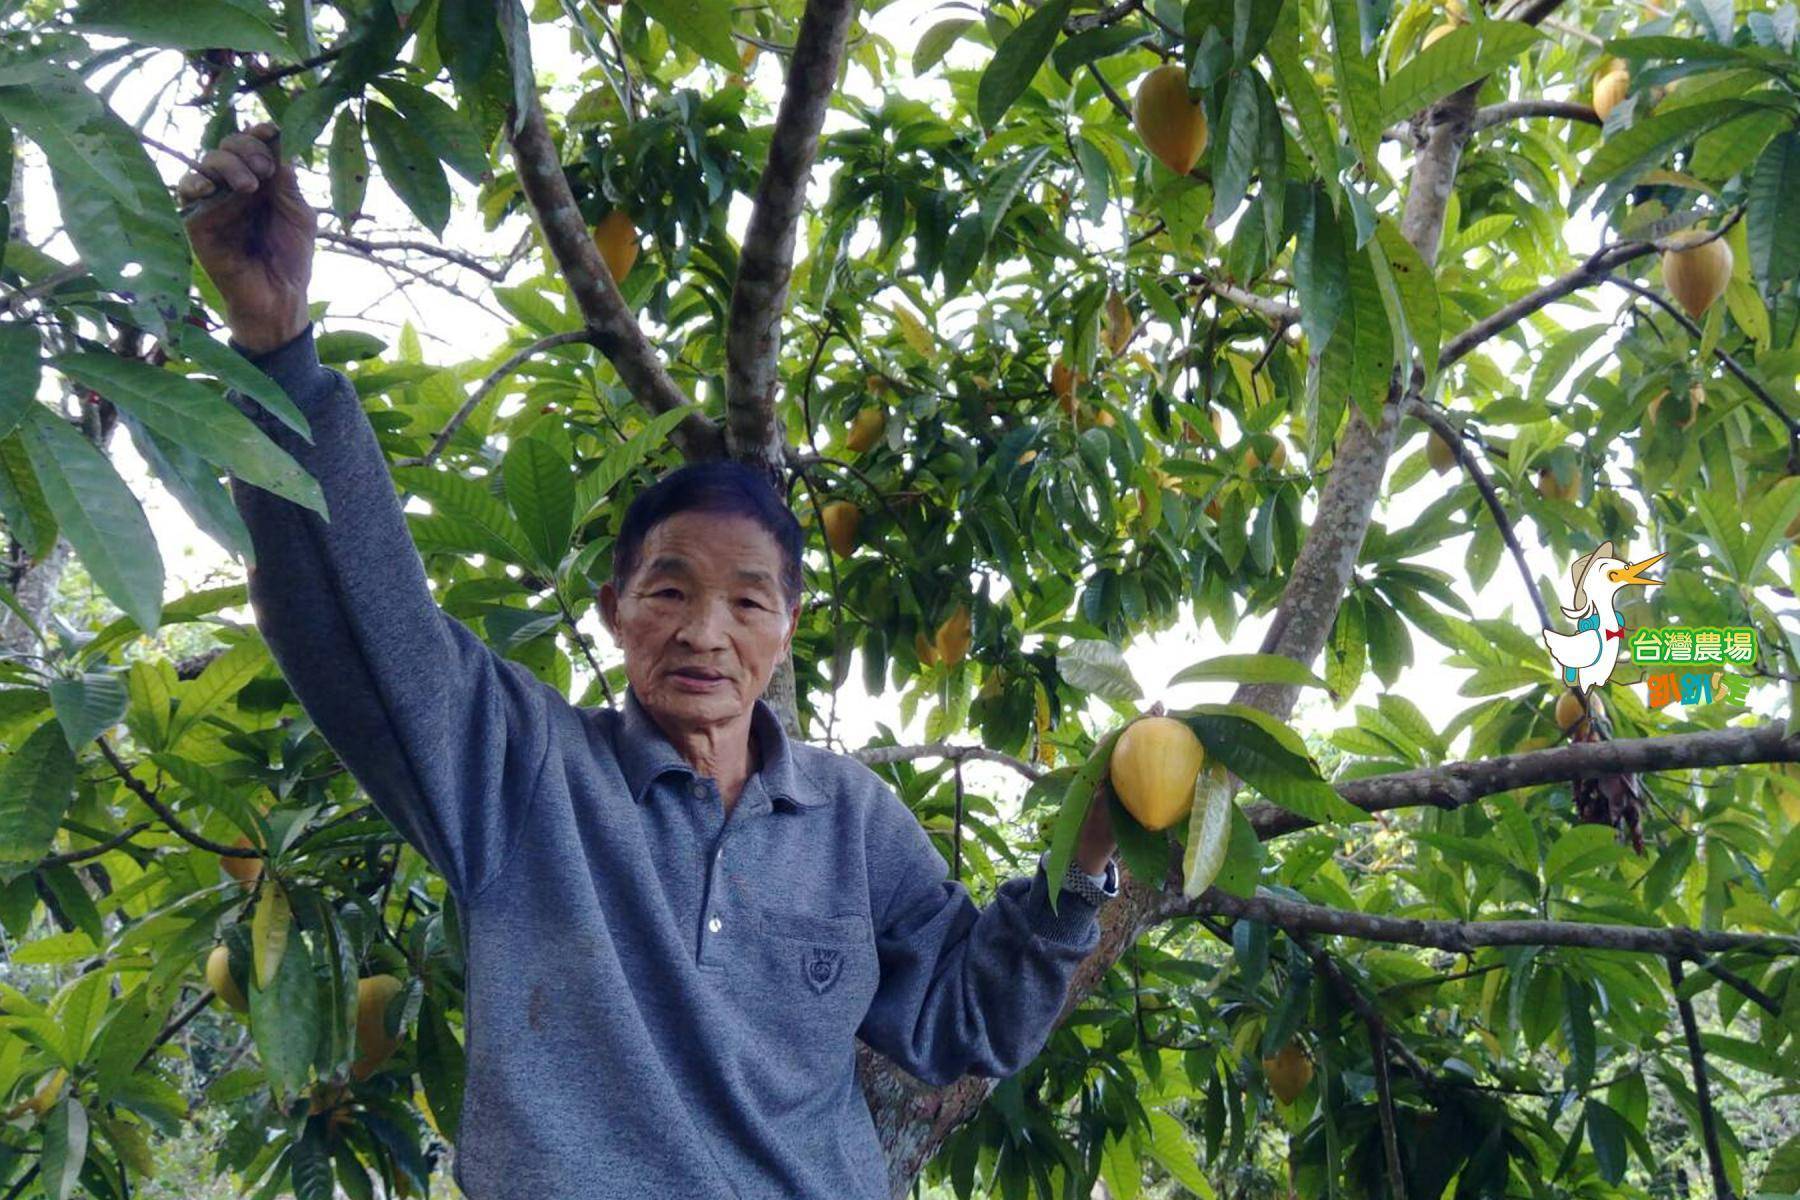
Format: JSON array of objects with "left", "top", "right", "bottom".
[
  {"left": 94, "top": 736, "right": 261, "bottom": 859},
  {"left": 38, "top": 822, "right": 154, "bottom": 868},
  {"left": 399, "top": 329, "right": 596, "bottom": 469},
  {"left": 1669, "top": 958, "right": 1737, "bottom": 1200}
]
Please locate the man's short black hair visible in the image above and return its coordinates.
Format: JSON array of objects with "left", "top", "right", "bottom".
[{"left": 610, "top": 460, "right": 804, "bottom": 605}]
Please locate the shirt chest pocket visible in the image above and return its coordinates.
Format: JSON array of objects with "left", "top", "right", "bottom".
[{"left": 732, "top": 903, "right": 879, "bottom": 1052}]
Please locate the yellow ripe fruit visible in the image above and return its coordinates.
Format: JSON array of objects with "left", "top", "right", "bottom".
[
  {"left": 914, "top": 631, "right": 940, "bottom": 667},
  {"left": 220, "top": 836, "right": 262, "bottom": 889},
  {"left": 1647, "top": 385, "right": 1700, "bottom": 430},
  {"left": 935, "top": 604, "right": 972, "bottom": 668},
  {"left": 1593, "top": 63, "right": 1631, "bottom": 121},
  {"left": 591, "top": 210, "right": 640, "bottom": 283},
  {"left": 207, "top": 944, "right": 248, "bottom": 1012},
  {"left": 1132, "top": 65, "right": 1209, "bottom": 176},
  {"left": 846, "top": 406, "right": 886, "bottom": 454},
  {"left": 1662, "top": 232, "right": 1733, "bottom": 320},
  {"left": 1262, "top": 1041, "right": 1314, "bottom": 1104},
  {"left": 820, "top": 501, "right": 861, "bottom": 558},
  {"left": 1555, "top": 689, "right": 1606, "bottom": 735},
  {"left": 1051, "top": 359, "right": 1085, "bottom": 417},
  {"left": 1108, "top": 715, "right": 1206, "bottom": 832},
  {"left": 1244, "top": 439, "right": 1288, "bottom": 472},
  {"left": 1536, "top": 467, "right": 1577, "bottom": 503},
  {"left": 1102, "top": 290, "right": 1136, "bottom": 356},
  {"left": 1016, "top": 449, "right": 1039, "bottom": 465},
  {"left": 1093, "top": 407, "right": 1117, "bottom": 428},
  {"left": 1422, "top": 21, "right": 1459, "bottom": 48},
  {"left": 1426, "top": 431, "right": 1457, "bottom": 475},
  {"left": 352, "top": 975, "right": 406, "bottom": 1082}
]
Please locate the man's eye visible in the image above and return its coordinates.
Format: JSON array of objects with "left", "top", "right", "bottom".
[
  {"left": 652, "top": 588, "right": 682, "bottom": 599},
  {"left": 737, "top": 597, "right": 764, "bottom": 610}
]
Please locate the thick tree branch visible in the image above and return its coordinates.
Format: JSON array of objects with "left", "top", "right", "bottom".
[
  {"left": 723, "top": 0, "right": 860, "bottom": 473},
  {"left": 1468, "top": 98, "right": 1601, "bottom": 133},
  {"left": 1160, "top": 887, "right": 1800, "bottom": 957},
  {"left": 1440, "top": 238, "right": 1657, "bottom": 369},
  {"left": 1669, "top": 958, "right": 1739, "bottom": 1200},
  {"left": 505, "top": 97, "right": 723, "bottom": 460},
  {"left": 1247, "top": 722, "right": 1800, "bottom": 839}
]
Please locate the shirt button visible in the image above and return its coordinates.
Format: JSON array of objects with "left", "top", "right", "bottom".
[
  {"left": 691, "top": 780, "right": 708, "bottom": 799},
  {"left": 708, "top": 916, "right": 722, "bottom": 933}
]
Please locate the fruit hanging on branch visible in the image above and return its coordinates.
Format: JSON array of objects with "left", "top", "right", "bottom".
[
  {"left": 1661, "top": 230, "right": 1733, "bottom": 319},
  {"left": 934, "top": 604, "right": 972, "bottom": 667},
  {"left": 1262, "top": 1041, "right": 1314, "bottom": 1104},
  {"left": 1535, "top": 466, "right": 1578, "bottom": 503},
  {"left": 1102, "top": 289, "right": 1136, "bottom": 356},
  {"left": 1132, "top": 65, "right": 1208, "bottom": 176},
  {"left": 1051, "top": 359, "right": 1086, "bottom": 418},
  {"left": 820, "top": 501, "right": 861, "bottom": 558},
  {"left": 206, "top": 943, "right": 248, "bottom": 1012},
  {"left": 845, "top": 405, "right": 886, "bottom": 453},
  {"left": 351, "top": 974, "right": 406, "bottom": 1081},
  {"left": 1427, "top": 431, "right": 1458, "bottom": 475},
  {"left": 591, "top": 209, "right": 640, "bottom": 283},
  {"left": 1592, "top": 58, "right": 1631, "bottom": 120},
  {"left": 1108, "top": 713, "right": 1207, "bottom": 832},
  {"left": 220, "top": 835, "right": 262, "bottom": 889},
  {"left": 1554, "top": 688, "right": 1606, "bottom": 739}
]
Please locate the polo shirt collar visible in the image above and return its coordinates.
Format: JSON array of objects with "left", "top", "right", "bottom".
[{"left": 617, "top": 688, "right": 816, "bottom": 809}]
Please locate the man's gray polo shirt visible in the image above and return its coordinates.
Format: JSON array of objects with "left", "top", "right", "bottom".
[{"left": 222, "top": 325, "right": 1115, "bottom": 1198}]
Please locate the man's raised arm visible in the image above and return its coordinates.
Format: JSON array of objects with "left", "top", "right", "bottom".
[{"left": 183, "top": 123, "right": 562, "bottom": 901}]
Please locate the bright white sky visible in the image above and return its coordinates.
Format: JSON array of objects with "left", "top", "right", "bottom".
[{"left": 23, "top": 6, "right": 1791, "bottom": 815}]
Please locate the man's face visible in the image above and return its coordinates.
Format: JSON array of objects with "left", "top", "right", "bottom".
[{"left": 599, "top": 511, "right": 800, "bottom": 735}]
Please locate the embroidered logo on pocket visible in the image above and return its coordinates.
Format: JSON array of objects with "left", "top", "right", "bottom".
[{"left": 802, "top": 946, "right": 844, "bottom": 995}]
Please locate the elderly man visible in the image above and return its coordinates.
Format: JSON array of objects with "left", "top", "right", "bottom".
[{"left": 184, "top": 123, "right": 1120, "bottom": 1199}]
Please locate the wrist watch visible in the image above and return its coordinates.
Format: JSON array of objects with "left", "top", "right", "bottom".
[{"left": 1045, "top": 849, "right": 1118, "bottom": 907}]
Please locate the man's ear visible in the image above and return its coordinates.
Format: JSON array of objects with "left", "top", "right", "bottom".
[
  {"left": 783, "top": 602, "right": 801, "bottom": 652},
  {"left": 598, "top": 582, "right": 619, "bottom": 638}
]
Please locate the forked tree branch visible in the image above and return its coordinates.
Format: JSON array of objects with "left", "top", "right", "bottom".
[
  {"left": 723, "top": 0, "right": 861, "bottom": 472},
  {"left": 1439, "top": 238, "right": 1658, "bottom": 368},
  {"left": 505, "top": 96, "right": 724, "bottom": 459}
]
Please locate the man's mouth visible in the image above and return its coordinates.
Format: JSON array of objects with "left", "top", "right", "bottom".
[{"left": 670, "top": 667, "right": 728, "bottom": 683}]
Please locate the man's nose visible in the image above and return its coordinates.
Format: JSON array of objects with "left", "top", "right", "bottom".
[{"left": 674, "top": 596, "right": 731, "bottom": 649}]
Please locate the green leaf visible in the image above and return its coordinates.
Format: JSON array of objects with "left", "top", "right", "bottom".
[
  {"left": 0, "top": 719, "right": 78, "bottom": 874},
  {"left": 1211, "top": 68, "right": 1260, "bottom": 226},
  {"left": 365, "top": 101, "right": 452, "bottom": 237},
  {"left": 916, "top": 18, "right": 975, "bottom": 75},
  {"left": 47, "top": 670, "right": 128, "bottom": 753},
  {"left": 1181, "top": 762, "right": 1236, "bottom": 897},
  {"left": 166, "top": 325, "right": 312, "bottom": 443},
  {"left": 1043, "top": 728, "right": 1120, "bottom": 916},
  {"left": 1057, "top": 639, "right": 1142, "bottom": 700},
  {"left": 1265, "top": 22, "right": 1337, "bottom": 179},
  {"left": 1324, "top": 591, "right": 1366, "bottom": 703},
  {"left": 976, "top": 0, "right": 1074, "bottom": 131},
  {"left": 166, "top": 639, "right": 269, "bottom": 749},
  {"left": 1328, "top": 0, "right": 1381, "bottom": 168},
  {"left": 1585, "top": 1100, "right": 1629, "bottom": 1184},
  {"left": 41, "top": 1096, "right": 89, "bottom": 1200},
  {"left": 1170, "top": 652, "right": 1331, "bottom": 692},
  {"left": 291, "top": 1117, "right": 335, "bottom": 1200},
  {"left": 328, "top": 111, "right": 369, "bottom": 222},
  {"left": 633, "top": 0, "right": 741, "bottom": 71},
  {"left": 91, "top": 983, "right": 174, "bottom": 1101},
  {"left": 54, "top": 353, "right": 325, "bottom": 515},
  {"left": 1373, "top": 216, "right": 1440, "bottom": 377},
  {"left": 70, "top": 0, "right": 292, "bottom": 55},
  {"left": 248, "top": 910, "right": 317, "bottom": 1104},
  {"left": 1747, "top": 130, "right": 1800, "bottom": 293},
  {"left": 503, "top": 434, "right": 575, "bottom": 574},
  {"left": 1574, "top": 100, "right": 1745, "bottom": 213},
  {"left": 1376, "top": 21, "right": 1541, "bottom": 128},
  {"left": 1335, "top": 238, "right": 1394, "bottom": 432},
  {"left": 15, "top": 404, "right": 163, "bottom": 633},
  {"left": 393, "top": 465, "right": 539, "bottom": 569},
  {"left": 436, "top": 0, "right": 501, "bottom": 93},
  {"left": 1293, "top": 187, "right": 1348, "bottom": 351},
  {"left": 417, "top": 994, "right": 466, "bottom": 1140},
  {"left": 371, "top": 78, "right": 490, "bottom": 186},
  {"left": 0, "top": 321, "right": 41, "bottom": 441},
  {"left": 1183, "top": 703, "right": 1369, "bottom": 827},
  {"left": 572, "top": 405, "right": 696, "bottom": 525}
]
